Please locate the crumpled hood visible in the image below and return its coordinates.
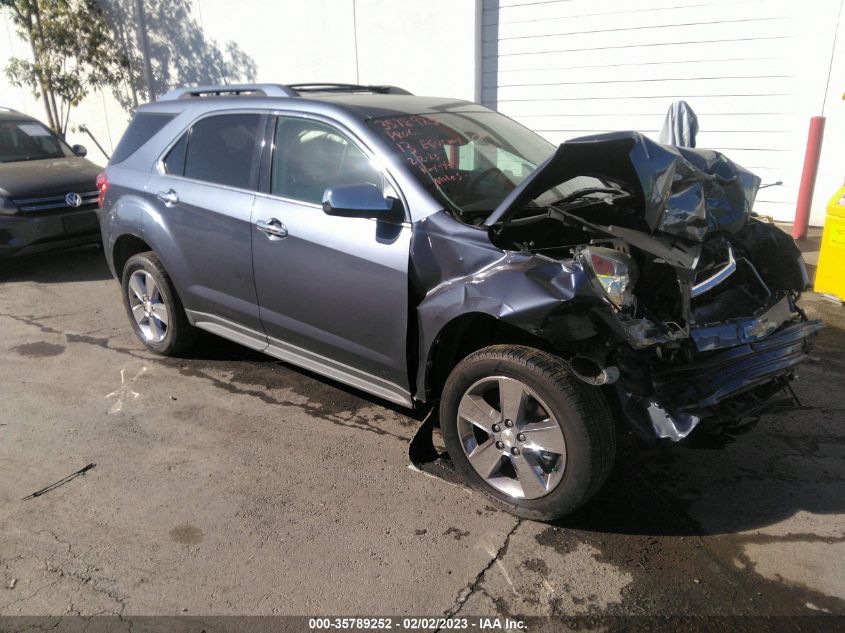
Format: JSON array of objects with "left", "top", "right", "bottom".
[
  {"left": 0, "top": 156, "right": 102, "bottom": 198},
  {"left": 485, "top": 131, "right": 761, "bottom": 243}
]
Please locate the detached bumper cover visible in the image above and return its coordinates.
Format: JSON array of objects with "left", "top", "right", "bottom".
[{"left": 651, "top": 319, "right": 823, "bottom": 411}]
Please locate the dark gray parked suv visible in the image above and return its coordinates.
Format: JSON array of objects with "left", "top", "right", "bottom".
[
  {"left": 98, "top": 83, "right": 820, "bottom": 519},
  {"left": 0, "top": 108, "right": 101, "bottom": 257}
]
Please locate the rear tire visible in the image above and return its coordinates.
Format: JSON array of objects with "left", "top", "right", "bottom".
[
  {"left": 440, "top": 345, "right": 616, "bottom": 520},
  {"left": 121, "top": 251, "right": 196, "bottom": 356}
]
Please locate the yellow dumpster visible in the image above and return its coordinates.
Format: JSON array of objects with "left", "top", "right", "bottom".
[{"left": 814, "top": 185, "right": 845, "bottom": 300}]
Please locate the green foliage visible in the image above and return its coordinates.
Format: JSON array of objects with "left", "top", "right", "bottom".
[
  {"left": 2, "top": 0, "right": 257, "bottom": 131},
  {"left": 1, "top": 0, "right": 130, "bottom": 134}
]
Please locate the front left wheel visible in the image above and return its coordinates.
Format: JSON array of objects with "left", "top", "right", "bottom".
[
  {"left": 440, "top": 345, "right": 616, "bottom": 521},
  {"left": 121, "top": 251, "right": 195, "bottom": 356}
]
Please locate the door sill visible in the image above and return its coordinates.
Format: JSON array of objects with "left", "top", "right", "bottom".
[{"left": 185, "top": 309, "right": 413, "bottom": 408}]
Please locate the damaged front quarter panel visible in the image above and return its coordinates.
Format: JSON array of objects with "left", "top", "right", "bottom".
[{"left": 411, "top": 211, "right": 605, "bottom": 400}]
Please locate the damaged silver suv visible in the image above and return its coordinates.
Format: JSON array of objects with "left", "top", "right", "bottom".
[{"left": 98, "top": 83, "right": 820, "bottom": 520}]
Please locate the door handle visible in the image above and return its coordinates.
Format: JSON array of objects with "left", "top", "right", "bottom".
[
  {"left": 157, "top": 189, "right": 179, "bottom": 206},
  {"left": 256, "top": 218, "right": 288, "bottom": 238}
]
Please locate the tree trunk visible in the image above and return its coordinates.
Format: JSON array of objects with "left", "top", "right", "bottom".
[
  {"left": 135, "top": 0, "right": 155, "bottom": 102},
  {"left": 21, "top": 7, "right": 56, "bottom": 131},
  {"left": 115, "top": 3, "right": 139, "bottom": 108},
  {"left": 31, "top": 0, "right": 61, "bottom": 132}
]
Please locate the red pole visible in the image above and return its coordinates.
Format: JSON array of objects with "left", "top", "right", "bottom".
[{"left": 792, "top": 116, "right": 826, "bottom": 240}]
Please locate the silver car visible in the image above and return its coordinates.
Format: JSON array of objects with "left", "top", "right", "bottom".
[{"left": 98, "top": 83, "right": 819, "bottom": 520}]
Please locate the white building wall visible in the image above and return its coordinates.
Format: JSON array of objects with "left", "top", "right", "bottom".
[
  {"left": 0, "top": 0, "right": 481, "bottom": 167},
  {"left": 814, "top": 3, "right": 845, "bottom": 220},
  {"left": 193, "top": 0, "right": 481, "bottom": 101},
  {"left": 482, "top": 0, "right": 844, "bottom": 226},
  {"left": 3, "top": 0, "right": 841, "bottom": 226}
]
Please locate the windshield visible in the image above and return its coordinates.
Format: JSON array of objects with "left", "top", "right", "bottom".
[
  {"left": 0, "top": 120, "right": 75, "bottom": 163},
  {"left": 368, "top": 110, "right": 603, "bottom": 222}
]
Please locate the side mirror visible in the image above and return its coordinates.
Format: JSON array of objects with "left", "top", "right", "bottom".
[
  {"left": 322, "top": 183, "right": 399, "bottom": 219},
  {"left": 72, "top": 144, "right": 88, "bottom": 157}
]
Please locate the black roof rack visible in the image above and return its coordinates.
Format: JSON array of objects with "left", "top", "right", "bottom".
[
  {"left": 287, "top": 83, "right": 412, "bottom": 95},
  {"left": 159, "top": 83, "right": 412, "bottom": 101}
]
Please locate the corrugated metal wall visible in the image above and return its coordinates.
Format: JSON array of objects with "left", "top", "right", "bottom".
[{"left": 482, "top": 0, "right": 844, "bottom": 223}]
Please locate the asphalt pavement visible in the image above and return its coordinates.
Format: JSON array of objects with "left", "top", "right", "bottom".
[{"left": 0, "top": 244, "right": 843, "bottom": 630}]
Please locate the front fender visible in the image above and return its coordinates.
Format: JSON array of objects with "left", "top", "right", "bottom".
[{"left": 410, "top": 212, "right": 602, "bottom": 401}]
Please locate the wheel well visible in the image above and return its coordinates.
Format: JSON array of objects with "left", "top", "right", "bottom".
[
  {"left": 113, "top": 235, "right": 152, "bottom": 276},
  {"left": 427, "top": 313, "right": 552, "bottom": 400}
]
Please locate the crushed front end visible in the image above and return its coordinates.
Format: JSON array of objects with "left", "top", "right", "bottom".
[{"left": 486, "top": 132, "right": 822, "bottom": 443}]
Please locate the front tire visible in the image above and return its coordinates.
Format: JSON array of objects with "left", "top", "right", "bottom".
[
  {"left": 440, "top": 345, "right": 616, "bottom": 520},
  {"left": 121, "top": 252, "right": 195, "bottom": 356}
]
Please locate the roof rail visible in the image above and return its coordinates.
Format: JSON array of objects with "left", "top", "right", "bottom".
[
  {"left": 159, "top": 83, "right": 298, "bottom": 100},
  {"left": 158, "top": 83, "right": 414, "bottom": 101},
  {"left": 0, "top": 106, "right": 20, "bottom": 112},
  {"left": 287, "top": 83, "right": 412, "bottom": 95}
]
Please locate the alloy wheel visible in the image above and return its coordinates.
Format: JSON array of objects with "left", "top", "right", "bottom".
[
  {"left": 456, "top": 376, "right": 567, "bottom": 499},
  {"left": 127, "top": 270, "right": 169, "bottom": 343}
]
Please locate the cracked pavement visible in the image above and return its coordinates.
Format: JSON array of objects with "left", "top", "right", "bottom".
[{"left": 0, "top": 245, "right": 843, "bottom": 626}]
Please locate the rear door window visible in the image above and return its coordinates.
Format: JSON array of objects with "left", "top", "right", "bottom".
[
  {"left": 111, "top": 112, "right": 174, "bottom": 164},
  {"left": 183, "top": 114, "right": 262, "bottom": 190}
]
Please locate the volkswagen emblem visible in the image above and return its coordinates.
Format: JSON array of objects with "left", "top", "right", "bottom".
[{"left": 65, "top": 192, "right": 82, "bottom": 208}]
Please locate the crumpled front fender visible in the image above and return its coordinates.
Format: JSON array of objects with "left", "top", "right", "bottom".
[{"left": 411, "top": 211, "right": 602, "bottom": 400}]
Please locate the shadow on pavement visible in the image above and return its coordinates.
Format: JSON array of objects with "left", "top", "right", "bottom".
[
  {"left": 0, "top": 245, "right": 112, "bottom": 284},
  {"left": 559, "top": 313, "right": 845, "bottom": 537}
]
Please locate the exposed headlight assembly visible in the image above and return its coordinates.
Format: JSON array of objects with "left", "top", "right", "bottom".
[{"left": 578, "top": 246, "right": 638, "bottom": 309}]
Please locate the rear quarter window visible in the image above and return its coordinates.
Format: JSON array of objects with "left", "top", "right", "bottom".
[
  {"left": 163, "top": 133, "right": 188, "bottom": 176},
  {"left": 110, "top": 112, "right": 175, "bottom": 165}
]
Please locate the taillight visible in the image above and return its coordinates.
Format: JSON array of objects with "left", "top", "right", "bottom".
[{"left": 96, "top": 171, "right": 108, "bottom": 208}]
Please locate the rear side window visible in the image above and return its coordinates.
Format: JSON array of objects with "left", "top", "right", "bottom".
[
  {"left": 183, "top": 114, "right": 262, "bottom": 189},
  {"left": 111, "top": 112, "right": 175, "bottom": 164}
]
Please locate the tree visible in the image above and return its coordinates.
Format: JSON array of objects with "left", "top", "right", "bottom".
[
  {"left": 1, "top": 0, "right": 130, "bottom": 135},
  {"left": 100, "top": 0, "right": 257, "bottom": 111}
]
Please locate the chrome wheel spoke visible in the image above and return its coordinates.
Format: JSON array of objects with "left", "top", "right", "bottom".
[
  {"left": 467, "top": 439, "right": 504, "bottom": 479},
  {"left": 150, "top": 303, "right": 168, "bottom": 325},
  {"left": 129, "top": 276, "right": 146, "bottom": 302},
  {"left": 458, "top": 393, "right": 500, "bottom": 431},
  {"left": 512, "top": 451, "right": 547, "bottom": 498},
  {"left": 131, "top": 303, "right": 146, "bottom": 324},
  {"left": 148, "top": 315, "right": 164, "bottom": 341},
  {"left": 498, "top": 377, "right": 526, "bottom": 423},
  {"left": 144, "top": 273, "right": 158, "bottom": 299},
  {"left": 520, "top": 422, "right": 566, "bottom": 455}
]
